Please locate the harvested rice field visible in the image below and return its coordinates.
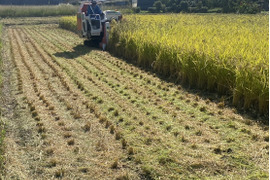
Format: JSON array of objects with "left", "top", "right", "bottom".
[{"left": 0, "top": 18, "right": 268, "bottom": 179}]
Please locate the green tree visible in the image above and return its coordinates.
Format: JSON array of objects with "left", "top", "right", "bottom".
[
  {"left": 154, "top": 1, "right": 164, "bottom": 12},
  {"left": 221, "top": 0, "right": 237, "bottom": 13},
  {"left": 152, "top": 0, "right": 265, "bottom": 13},
  {"left": 180, "top": 1, "right": 189, "bottom": 12}
]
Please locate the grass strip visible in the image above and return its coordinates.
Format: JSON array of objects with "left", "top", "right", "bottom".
[{"left": 0, "top": 5, "right": 77, "bottom": 18}]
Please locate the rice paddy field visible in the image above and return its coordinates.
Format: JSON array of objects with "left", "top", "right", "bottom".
[
  {"left": 108, "top": 14, "right": 269, "bottom": 115},
  {"left": 0, "top": 5, "right": 77, "bottom": 18},
  {"left": 59, "top": 14, "right": 269, "bottom": 115},
  {"left": 0, "top": 14, "right": 268, "bottom": 179}
]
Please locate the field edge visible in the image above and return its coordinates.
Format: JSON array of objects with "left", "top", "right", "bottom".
[{"left": 0, "top": 23, "right": 5, "bottom": 176}]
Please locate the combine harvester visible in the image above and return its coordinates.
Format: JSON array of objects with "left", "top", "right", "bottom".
[{"left": 77, "top": 0, "right": 122, "bottom": 50}]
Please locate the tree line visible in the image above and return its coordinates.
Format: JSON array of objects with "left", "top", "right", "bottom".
[
  {"left": 0, "top": 0, "right": 63, "bottom": 5},
  {"left": 0, "top": 0, "right": 82, "bottom": 5},
  {"left": 147, "top": 0, "right": 269, "bottom": 14}
]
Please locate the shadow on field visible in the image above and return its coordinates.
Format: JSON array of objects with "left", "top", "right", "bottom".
[{"left": 54, "top": 43, "right": 97, "bottom": 59}]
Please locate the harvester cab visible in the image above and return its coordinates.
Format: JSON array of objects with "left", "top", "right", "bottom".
[{"left": 77, "top": 1, "right": 119, "bottom": 50}]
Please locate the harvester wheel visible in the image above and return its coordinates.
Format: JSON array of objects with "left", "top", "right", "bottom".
[
  {"left": 83, "top": 40, "right": 91, "bottom": 46},
  {"left": 83, "top": 40, "right": 99, "bottom": 48}
]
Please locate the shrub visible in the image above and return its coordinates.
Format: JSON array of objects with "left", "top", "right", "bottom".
[
  {"left": 132, "top": 7, "right": 141, "bottom": 13},
  {"left": 148, "top": 7, "right": 157, "bottom": 13}
]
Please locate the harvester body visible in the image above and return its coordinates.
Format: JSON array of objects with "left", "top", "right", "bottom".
[{"left": 77, "top": 1, "right": 121, "bottom": 50}]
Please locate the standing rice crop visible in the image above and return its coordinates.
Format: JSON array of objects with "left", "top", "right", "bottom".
[
  {"left": 59, "top": 16, "right": 77, "bottom": 33},
  {"left": 108, "top": 14, "right": 269, "bottom": 115},
  {"left": 58, "top": 14, "right": 268, "bottom": 115}
]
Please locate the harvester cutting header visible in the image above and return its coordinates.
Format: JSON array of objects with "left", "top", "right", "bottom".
[{"left": 77, "top": 0, "right": 122, "bottom": 50}]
